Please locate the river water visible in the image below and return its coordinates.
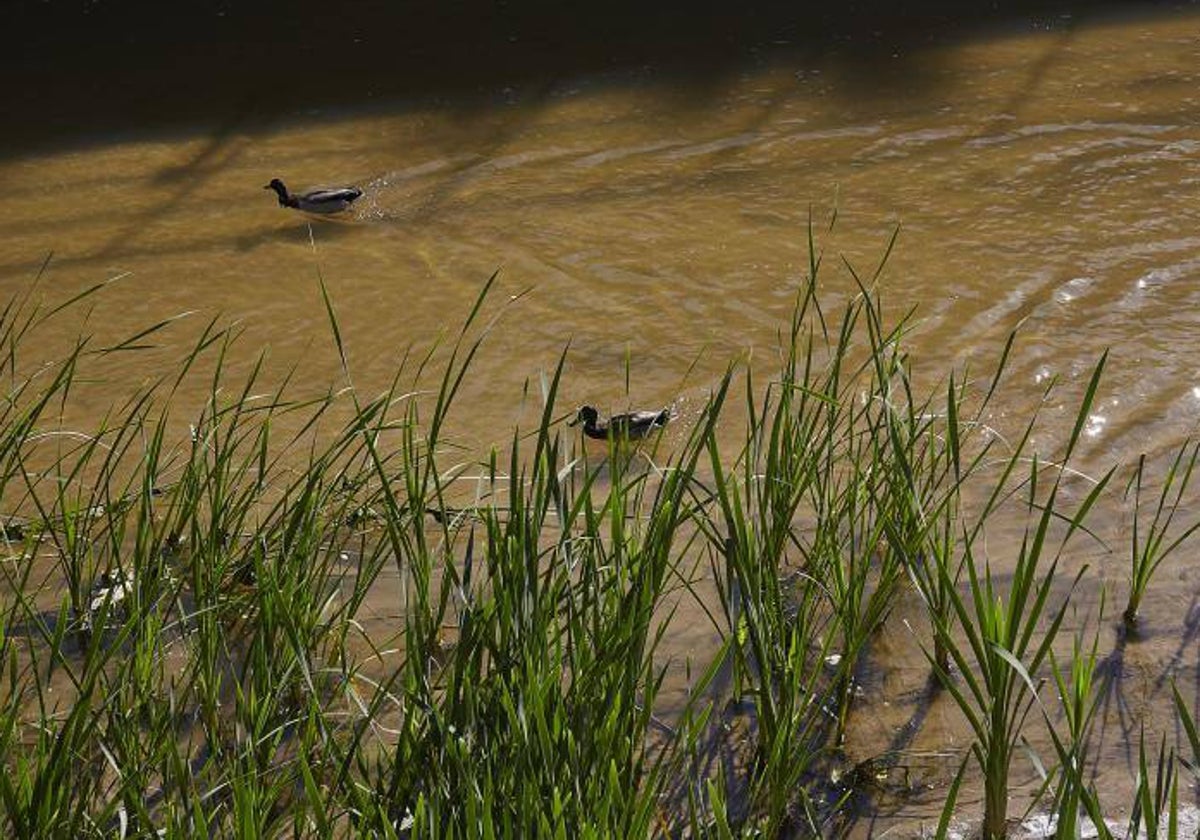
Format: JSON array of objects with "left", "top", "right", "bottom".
[{"left": 3, "top": 2, "right": 1200, "bottom": 834}]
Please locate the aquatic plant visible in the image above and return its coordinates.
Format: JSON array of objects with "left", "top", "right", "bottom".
[
  {"left": 1043, "top": 612, "right": 1105, "bottom": 840},
  {"left": 1122, "top": 440, "right": 1200, "bottom": 628}
]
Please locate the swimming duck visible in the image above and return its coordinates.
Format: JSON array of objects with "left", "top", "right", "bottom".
[
  {"left": 570, "top": 405, "right": 672, "bottom": 441},
  {"left": 264, "top": 178, "right": 363, "bottom": 213}
]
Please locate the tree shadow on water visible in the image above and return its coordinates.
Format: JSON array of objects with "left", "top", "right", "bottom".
[
  {"left": 2, "top": 0, "right": 1178, "bottom": 159},
  {"left": 93, "top": 108, "right": 256, "bottom": 263}
]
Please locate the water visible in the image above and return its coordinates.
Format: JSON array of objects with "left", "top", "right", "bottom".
[{"left": 4, "top": 2, "right": 1200, "bottom": 833}]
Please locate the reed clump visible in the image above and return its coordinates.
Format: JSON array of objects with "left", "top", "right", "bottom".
[{"left": 1, "top": 241, "right": 1198, "bottom": 839}]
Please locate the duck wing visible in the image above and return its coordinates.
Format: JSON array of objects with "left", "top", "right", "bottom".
[
  {"left": 301, "top": 186, "right": 363, "bottom": 204},
  {"left": 629, "top": 409, "right": 671, "bottom": 425},
  {"left": 609, "top": 408, "right": 671, "bottom": 436}
]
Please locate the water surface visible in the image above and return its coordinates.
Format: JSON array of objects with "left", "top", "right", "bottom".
[{"left": 4, "top": 3, "right": 1200, "bottom": 834}]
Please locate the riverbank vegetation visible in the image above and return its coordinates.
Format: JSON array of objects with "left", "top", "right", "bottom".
[{"left": 1, "top": 240, "right": 1198, "bottom": 838}]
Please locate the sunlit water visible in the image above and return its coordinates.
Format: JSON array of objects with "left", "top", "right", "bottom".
[{"left": 3, "top": 5, "right": 1200, "bottom": 834}]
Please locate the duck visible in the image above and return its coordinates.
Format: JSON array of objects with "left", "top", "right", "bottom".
[
  {"left": 570, "top": 405, "right": 672, "bottom": 441},
  {"left": 264, "top": 178, "right": 363, "bottom": 213}
]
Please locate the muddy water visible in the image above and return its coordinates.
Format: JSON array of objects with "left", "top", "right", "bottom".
[{"left": 4, "top": 3, "right": 1200, "bottom": 834}]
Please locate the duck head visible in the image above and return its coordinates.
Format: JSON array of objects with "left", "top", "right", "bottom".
[
  {"left": 263, "top": 178, "right": 292, "bottom": 206},
  {"left": 570, "top": 405, "right": 600, "bottom": 427}
]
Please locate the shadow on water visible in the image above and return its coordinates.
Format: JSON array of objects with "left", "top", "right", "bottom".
[
  {"left": 94, "top": 110, "right": 257, "bottom": 262},
  {"left": 2, "top": 0, "right": 1178, "bottom": 159},
  {"left": 0, "top": 218, "right": 365, "bottom": 278},
  {"left": 1087, "top": 600, "right": 1200, "bottom": 785},
  {"left": 233, "top": 218, "right": 365, "bottom": 252},
  {"left": 831, "top": 640, "right": 948, "bottom": 835},
  {"left": 1093, "top": 623, "right": 1141, "bottom": 778}
]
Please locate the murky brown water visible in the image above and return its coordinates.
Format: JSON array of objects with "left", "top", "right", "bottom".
[{"left": 4, "top": 3, "right": 1200, "bottom": 834}]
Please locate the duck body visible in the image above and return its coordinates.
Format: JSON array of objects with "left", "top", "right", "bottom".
[
  {"left": 264, "top": 178, "right": 363, "bottom": 213},
  {"left": 572, "top": 405, "right": 672, "bottom": 441}
]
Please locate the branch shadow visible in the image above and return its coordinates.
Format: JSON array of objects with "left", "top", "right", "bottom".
[{"left": 3, "top": 0, "right": 1176, "bottom": 160}]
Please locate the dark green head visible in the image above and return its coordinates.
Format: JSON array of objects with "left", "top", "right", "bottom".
[
  {"left": 264, "top": 178, "right": 294, "bottom": 207},
  {"left": 572, "top": 405, "right": 600, "bottom": 427}
]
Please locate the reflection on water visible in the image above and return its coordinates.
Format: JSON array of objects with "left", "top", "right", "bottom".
[{"left": 4, "top": 3, "right": 1200, "bottom": 834}]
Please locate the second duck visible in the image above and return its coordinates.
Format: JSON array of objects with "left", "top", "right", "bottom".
[{"left": 571, "top": 405, "right": 672, "bottom": 441}]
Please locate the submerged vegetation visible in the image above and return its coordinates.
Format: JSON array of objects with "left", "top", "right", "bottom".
[{"left": 2, "top": 237, "right": 1199, "bottom": 839}]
